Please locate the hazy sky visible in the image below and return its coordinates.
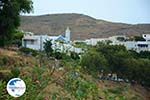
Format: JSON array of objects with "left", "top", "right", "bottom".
[{"left": 27, "top": 0, "right": 150, "bottom": 24}]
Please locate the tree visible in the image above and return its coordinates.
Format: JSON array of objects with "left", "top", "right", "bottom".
[
  {"left": 81, "top": 50, "right": 108, "bottom": 77},
  {"left": 117, "top": 37, "right": 126, "bottom": 41},
  {"left": 70, "top": 51, "right": 80, "bottom": 60},
  {"left": 139, "top": 51, "right": 150, "bottom": 59},
  {"left": 0, "top": 0, "right": 33, "bottom": 47},
  {"left": 134, "top": 36, "right": 145, "bottom": 41},
  {"left": 43, "top": 40, "right": 53, "bottom": 57},
  {"left": 12, "top": 30, "right": 24, "bottom": 47}
]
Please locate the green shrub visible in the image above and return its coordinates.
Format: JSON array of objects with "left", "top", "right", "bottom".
[
  {"left": 19, "top": 47, "right": 38, "bottom": 56},
  {"left": 11, "top": 39, "right": 22, "bottom": 47},
  {"left": 20, "top": 67, "right": 51, "bottom": 100},
  {"left": 134, "top": 36, "right": 145, "bottom": 41},
  {"left": 11, "top": 67, "right": 20, "bottom": 77},
  {"left": 0, "top": 71, "right": 12, "bottom": 82},
  {"left": 81, "top": 51, "right": 108, "bottom": 77},
  {"left": 0, "top": 56, "right": 9, "bottom": 65},
  {"left": 70, "top": 52, "right": 80, "bottom": 60},
  {"left": 0, "top": 81, "right": 10, "bottom": 99},
  {"left": 65, "top": 71, "right": 99, "bottom": 99},
  {"left": 43, "top": 40, "right": 53, "bottom": 57},
  {"left": 107, "top": 87, "right": 124, "bottom": 95},
  {"left": 2, "top": 57, "right": 9, "bottom": 65},
  {"left": 53, "top": 51, "right": 63, "bottom": 59}
]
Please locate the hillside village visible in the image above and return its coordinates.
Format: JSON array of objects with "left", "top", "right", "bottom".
[
  {"left": 1, "top": 20, "right": 150, "bottom": 100},
  {"left": 0, "top": 1, "right": 150, "bottom": 99},
  {"left": 0, "top": 27, "right": 150, "bottom": 99},
  {"left": 22, "top": 27, "right": 150, "bottom": 53}
]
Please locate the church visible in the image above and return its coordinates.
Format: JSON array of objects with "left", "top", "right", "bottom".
[
  {"left": 22, "top": 27, "right": 71, "bottom": 50},
  {"left": 22, "top": 27, "right": 83, "bottom": 53}
]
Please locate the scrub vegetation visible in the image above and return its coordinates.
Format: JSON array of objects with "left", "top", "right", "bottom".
[{"left": 0, "top": 41, "right": 150, "bottom": 100}]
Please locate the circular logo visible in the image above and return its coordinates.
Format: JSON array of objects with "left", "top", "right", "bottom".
[{"left": 7, "top": 78, "right": 26, "bottom": 97}]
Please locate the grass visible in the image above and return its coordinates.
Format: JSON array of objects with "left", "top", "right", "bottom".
[{"left": 0, "top": 49, "right": 149, "bottom": 100}]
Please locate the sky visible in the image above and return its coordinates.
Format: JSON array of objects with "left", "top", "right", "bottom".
[{"left": 26, "top": 0, "right": 150, "bottom": 24}]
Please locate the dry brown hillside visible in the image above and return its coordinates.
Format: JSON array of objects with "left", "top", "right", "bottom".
[{"left": 20, "top": 13, "right": 150, "bottom": 40}]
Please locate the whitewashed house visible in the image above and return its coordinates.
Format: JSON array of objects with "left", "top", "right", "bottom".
[
  {"left": 78, "top": 34, "right": 150, "bottom": 52},
  {"left": 82, "top": 35, "right": 127, "bottom": 46},
  {"left": 22, "top": 27, "right": 83, "bottom": 53},
  {"left": 109, "top": 35, "right": 150, "bottom": 52},
  {"left": 84, "top": 38, "right": 109, "bottom": 46}
]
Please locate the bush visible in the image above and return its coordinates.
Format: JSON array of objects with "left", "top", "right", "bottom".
[
  {"left": 134, "top": 36, "right": 145, "bottom": 41},
  {"left": 11, "top": 39, "right": 22, "bottom": 47},
  {"left": 10, "top": 30, "right": 24, "bottom": 47},
  {"left": 0, "top": 71, "right": 12, "bottom": 82},
  {"left": 20, "top": 66, "right": 51, "bottom": 100},
  {"left": 19, "top": 47, "right": 38, "bottom": 56},
  {"left": 43, "top": 40, "right": 53, "bottom": 57},
  {"left": 1, "top": 56, "right": 9, "bottom": 65},
  {"left": 70, "top": 52, "right": 80, "bottom": 60},
  {"left": 0, "top": 56, "right": 14, "bottom": 66},
  {"left": 139, "top": 51, "right": 150, "bottom": 59},
  {"left": 81, "top": 43, "right": 150, "bottom": 87},
  {"left": 53, "top": 51, "right": 63, "bottom": 59},
  {"left": 65, "top": 71, "right": 99, "bottom": 99},
  {"left": 0, "top": 81, "right": 9, "bottom": 99},
  {"left": 11, "top": 67, "right": 20, "bottom": 77},
  {"left": 81, "top": 51, "right": 108, "bottom": 77}
]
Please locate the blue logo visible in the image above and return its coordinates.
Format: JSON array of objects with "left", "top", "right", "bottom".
[{"left": 7, "top": 78, "right": 26, "bottom": 97}]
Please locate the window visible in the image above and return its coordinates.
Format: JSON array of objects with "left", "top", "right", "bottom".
[
  {"left": 30, "top": 40, "right": 35, "bottom": 44},
  {"left": 24, "top": 39, "right": 36, "bottom": 45},
  {"left": 137, "top": 44, "right": 148, "bottom": 48}
]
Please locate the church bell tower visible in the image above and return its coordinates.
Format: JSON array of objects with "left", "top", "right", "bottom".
[{"left": 65, "top": 27, "right": 71, "bottom": 42}]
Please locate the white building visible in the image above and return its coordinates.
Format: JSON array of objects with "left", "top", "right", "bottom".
[
  {"left": 124, "top": 41, "right": 150, "bottom": 52},
  {"left": 84, "top": 38, "right": 108, "bottom": 46},
  {"left": 82, "top": 35, "right": 127, "bottom": 46},
  {"left": 79, "top": 34, "right": 150, "bottom": 52},
  {"left": 22, "top": 28, "right": 83, "bottom": 53},
  {"left": 110, "top": 34, "right": 150, "bottom": 52}
]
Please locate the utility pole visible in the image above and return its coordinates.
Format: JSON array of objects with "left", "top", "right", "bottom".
[
  {"left": 40, "top": 35, "right": 43, "bottom": 51},
  {"left": 39, "top": 35, "right": 42, "bottom": 67}
]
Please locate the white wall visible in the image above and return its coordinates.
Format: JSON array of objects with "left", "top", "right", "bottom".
[{"left": 22, "top": 35, "right": 83, "bottom": 53}]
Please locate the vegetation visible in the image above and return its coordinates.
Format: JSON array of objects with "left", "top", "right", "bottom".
[
  {"left": 0, "top": 44, "right": 149, "bottom": 99},
  {"left": 0, "top": 0, "right": 33, "bottom": 47},
  {"left": 134, "top": 36, "right": 145, "bottom": 41},
  {"left": 117, "top": 37, "right": 126, "bottom": 41},
  {"left": 19, "top": 47, "right": 39, "bottom": 56},
  {"left": 81, "top": 42, "right": 150, "bottom": 87},
  {"left": 1, "top": 3, "right": 149, "bottom": 99},
  {"left": 64, "top": 71, "right": 99, "bottom": 99},
  {"left": 11, "top": 30, "right": 24, "bottom": 47},
  {"left": 3, "top": 1, "right": 149, "bottom": 99},
  {"left": 81, "top": 51, "right": 108, "bottom": 77},
  {"left": 43, "top": 40, "right": 53, "bottom": 57}
]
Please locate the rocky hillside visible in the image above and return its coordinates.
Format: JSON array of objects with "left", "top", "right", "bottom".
[{"left": 20, "top": 13, "right": 150, "bottom": 40}]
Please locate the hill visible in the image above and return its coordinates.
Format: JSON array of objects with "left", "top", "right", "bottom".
[
  {"left": 0, "top": 48, "right": 150, "bottom": 100},
  {"left": 20, "top": 13, "right": 150, "bottom": 40}
]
